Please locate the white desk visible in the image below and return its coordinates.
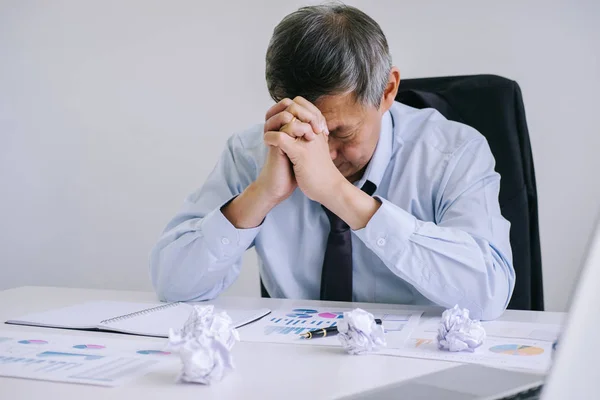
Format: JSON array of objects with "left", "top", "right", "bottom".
[{"left": 0, "top": 286, "right": 564, "bottom": 399}]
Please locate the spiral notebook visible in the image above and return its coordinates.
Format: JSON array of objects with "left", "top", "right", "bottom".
[{"left": 5, "top": 301, "right": 271, "bottom": 338}]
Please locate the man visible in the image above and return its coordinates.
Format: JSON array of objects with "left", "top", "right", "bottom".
[{"left": 150, "top": 4, "right": 514, "bottom": 320}]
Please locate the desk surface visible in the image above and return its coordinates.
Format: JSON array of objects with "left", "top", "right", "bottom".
[{"left": 0, "top": 286, "right": 564, "bottom": 400}]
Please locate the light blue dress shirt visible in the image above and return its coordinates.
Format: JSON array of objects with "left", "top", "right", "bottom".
[{"left": 150, "top": 102, "right": 515, "bottom": 320}]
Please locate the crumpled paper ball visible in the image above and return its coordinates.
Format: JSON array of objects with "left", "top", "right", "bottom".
[
  {"left": 337, "top": 308, "right": 386, "bottom": 355},
  {"left": 437, "top": 305, "right": 486, "bottom": 352},
  {"left": 168, "top": 305, "right": 239, "bottom": 384}
]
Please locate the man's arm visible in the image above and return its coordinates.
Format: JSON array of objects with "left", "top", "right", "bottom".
[
  {"left": 330, "top": 137, "right": 515, "bottom": 320},
  {"left": 265, "top": 121, "right": 514, "bottom": 319},
  {"left": 149, "top": 134, "right": 265, "bottom": 302},
  {"left": 152, "top": 97, "right": 327, "bottom": 301},
  {"left": 356, "top": 137, "right": 514, "bottom": 320}
]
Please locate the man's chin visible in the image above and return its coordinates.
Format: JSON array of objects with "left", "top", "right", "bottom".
[
  {"left": 336, "top": 163, "right": 362, "bottom": 181},
  {"left": 340, "top": 170, "right": 360, "bottom": 182},
  {"left": 337, "top": 166, "right": 351, "bottom": 177}
]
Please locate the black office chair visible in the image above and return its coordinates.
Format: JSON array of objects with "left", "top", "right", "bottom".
[{"left": 396, "top": 74, "right": 543, "bottom": 311}]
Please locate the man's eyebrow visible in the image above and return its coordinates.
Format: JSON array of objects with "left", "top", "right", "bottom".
[
  {"left": 329, "top": 125, "right": 349, "bottom": 134},
  {"left": 330, "top": 125, "right": 358, "bottom": 137}
]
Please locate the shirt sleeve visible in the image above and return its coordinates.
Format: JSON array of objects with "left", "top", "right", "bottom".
[
  {"left": 353, "top": 136, "right": 515, "bottom": 320},
  {"left": 149, "top": 134, "right": 261, "bottom": 302}
]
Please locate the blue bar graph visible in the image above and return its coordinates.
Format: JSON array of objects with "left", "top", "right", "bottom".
[
  {"left": 263, "top": 310, "right": 342, "bottom": 336},
  {"left": 263, "top": 326, "right": 312, "bottom": 336},
  {"left": 0, "top": 356, "right": 84, "bottom": 373}
]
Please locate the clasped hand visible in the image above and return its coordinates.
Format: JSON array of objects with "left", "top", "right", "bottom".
[{"left": 262, "top": 97, "right": 344, "bottom": 204}]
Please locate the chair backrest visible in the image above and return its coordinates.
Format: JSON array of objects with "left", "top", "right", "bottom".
[{"left": 396, "top": 74, "right": 543, "bottom": 311}]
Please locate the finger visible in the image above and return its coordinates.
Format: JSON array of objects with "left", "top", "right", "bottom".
[
  {"left": 264, "top": 130, "right": 298, "bottom": 154},
  {"left": 280, "top": 117, "right": 316, "bottom": 141},
  {"left": 265, "top": 98, "right": 294, "bottom": 122},
  {"left": 293, "top": 96, "right": 329, "bottom": 135},
  {"left": 285, "top": 102, "right": 326, "bottom": 136},
  {"left": 265, "top": 111, "right": 317, "bottom": 141},
  {"left": 264, "top": 110, "right": 303, "bottom": 134}
]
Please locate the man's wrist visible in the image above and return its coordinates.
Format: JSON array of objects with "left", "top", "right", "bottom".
[
  {"left": 222, "top": 182, "right": 280, "bottom": 229},
  {"left": 321, "top": 179, "right": 381, "bottom": 230},
  {"left": 246, "top": 180, "right": 284, "bottom": 211}
]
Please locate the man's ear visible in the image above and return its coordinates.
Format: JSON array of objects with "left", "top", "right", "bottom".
[{"left": 379, "top": 66, "right": 401, "bottom": 114}]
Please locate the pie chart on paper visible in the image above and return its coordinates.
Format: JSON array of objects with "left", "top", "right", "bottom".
[
  {"left": 18, "top": 340, "right": 48, "bottom": 345},
  {"left": 489, "top": 344, "right": 544, "bottom": 356},
  {"left": 317, "top": 312, "right": 344, "bottom": 319},
  {"left": 73, "top": 344, "right": 105, "bottom": 350},
  {"left": 136, "top": 350, "right": 171, "bottom": 355}
]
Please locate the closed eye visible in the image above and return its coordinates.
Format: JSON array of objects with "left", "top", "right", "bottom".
[{"left": 334, "top": 131, "right": 355, "bottom": 140}]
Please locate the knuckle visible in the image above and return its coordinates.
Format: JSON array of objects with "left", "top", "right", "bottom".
[
  {"left": 279, "top": 98, "right": 293, "bottom": 108},
  {"left": 264, "top": 119, "right": 277, "bottom": 133},
  {"left": 282, "top": 110, "right": 294, "bottom": 124},
  {"left": 320, "top": 117, "right": 328, "bottom": 133},
  {"left": 286, "top": 102, "right": 298, "bottom": 114},
  {"left": 302, "top": 123, "right": 314, "bottom": 135}
]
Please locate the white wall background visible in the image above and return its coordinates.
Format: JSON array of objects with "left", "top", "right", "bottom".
[{"left": 1, "top": 0, "right": 598, "bottom": 312}]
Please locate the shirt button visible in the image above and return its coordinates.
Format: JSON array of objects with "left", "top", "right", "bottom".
[
  {"left": 376, "top": 238, "right": 386, "bottom": 247},
  {"left": 221, "top": 237, "right": 230, "bottom": 245}
]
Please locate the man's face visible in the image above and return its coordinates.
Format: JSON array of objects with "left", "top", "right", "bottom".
[{"left": 315, "top": 93, "right": 383, "bottom": 183}]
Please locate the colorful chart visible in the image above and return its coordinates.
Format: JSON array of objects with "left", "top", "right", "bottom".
[
  {"left": 489, "top": 344, "right": 544, "bottom": 356},
  {"left": 286, "top": 309, "right": 319, "bottom": 318},
  {"left": 18, "top": 340, "right": 48, "bottom": 345},
  {"left": 317, "top": 312, "right": 344, "bottom": 319},
  {"left": 0, "top": 355, "right": 82, "bottom": 372},
  {"left": 264, "top": 326, "right": 312, "bottom": 336},
  {"left": 73, "top": 344, "right": 105, "bottom": 350},
  {"left": 292, "top": 309, "right": 318, "bottom": 313},
  {"left": 136, "top": 350, "right": 171, "bottom": 355},
  {"left": 271, "top": 317, "right": 333, "bottom": 326}
]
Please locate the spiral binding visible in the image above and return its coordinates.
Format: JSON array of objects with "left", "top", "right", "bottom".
[{"left": 100, "top": 302, "right": 182, "bottom": 325}]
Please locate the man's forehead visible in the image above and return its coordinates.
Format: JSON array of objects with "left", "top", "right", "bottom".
[{"left": 315, "top": 93, "right": 365, "bottom": 127}]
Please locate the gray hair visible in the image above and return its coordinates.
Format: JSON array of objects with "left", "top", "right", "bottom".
[{"left": 265, "top": 3, "right": 392, "bottom": 108}]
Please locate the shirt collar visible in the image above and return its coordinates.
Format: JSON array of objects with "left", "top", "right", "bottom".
[{"left": 355, "top": 110, "right": 394, "bottom": 190}]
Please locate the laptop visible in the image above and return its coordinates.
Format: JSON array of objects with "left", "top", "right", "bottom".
[{"left": 339, "top": 216, "right": 600, "bottom": 400}]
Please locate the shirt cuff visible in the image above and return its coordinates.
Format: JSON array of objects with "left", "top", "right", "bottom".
[
  {"left": 353, "top": 196, "right": 417, "bottom": 265},
  {"left": 200, "top": 199, "right": 261, "bottom": 261}
]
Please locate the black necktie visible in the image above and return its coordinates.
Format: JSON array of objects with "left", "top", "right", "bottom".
[{"left": 320, "top": 181, "right": 376, "bottom": 301}]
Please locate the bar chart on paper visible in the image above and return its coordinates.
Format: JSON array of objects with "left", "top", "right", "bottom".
[
  {"left": 238, "top": 307, "right": 422, "bottom": 347},
  {"left": 264, "top": 309, "right": 343, "bottom": 336},
  {"left": 0, "top": 330, "right": 177, "bottom": 387}
]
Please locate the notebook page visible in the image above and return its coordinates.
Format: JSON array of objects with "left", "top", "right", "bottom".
[
  {"left": 5, "top": 301, "right": 161, "bottom": 329},
  {"left": 98, "top": 303, "right": 271, "bottom": 337}
]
